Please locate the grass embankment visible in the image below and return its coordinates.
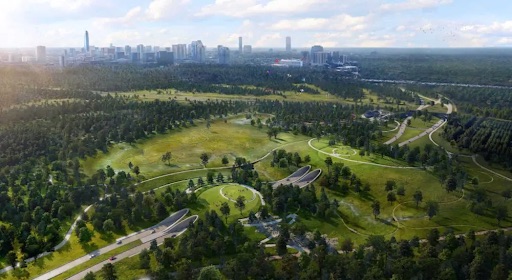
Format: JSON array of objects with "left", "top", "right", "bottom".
[
  {"left": 192, "top": 185, "right": 261, "bottom": 224},
  {"left": 82, "top": 116, "right": 309, "bottom": 179},
  {"left": 52, "top": 241, "right": 142, "bottom": 280}
]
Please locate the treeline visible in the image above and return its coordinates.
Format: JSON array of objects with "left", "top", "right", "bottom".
[
  {"left": 359, "top": 51, "right": 512, "bottom": 86},
  {"left": 132, "top": 217, "right": 512, "bottom": 280},
  {"left": 406, "top": 85, "right": 512, "bottom": 121},
  {"left": 0, "top": 64, "right": 389, "bottom": 101},
  {"left": 0, "top": 96, "right": 249, "bottom": 167}
]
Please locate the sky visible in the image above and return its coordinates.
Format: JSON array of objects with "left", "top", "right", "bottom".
[{"left": 1, "top": 0, "right": 512, "bottom": 49}]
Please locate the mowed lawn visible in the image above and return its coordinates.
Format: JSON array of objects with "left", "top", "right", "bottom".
[
  {"left": 193, "top": 185, "right": 261, "bottom": 224},
  {"left": 82, "top": 117, "right": 310, "bottom": 178}
]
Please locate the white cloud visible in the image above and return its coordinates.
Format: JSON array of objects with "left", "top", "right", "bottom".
[
  {"left": 380, "top": 0, "right": 452, "bottom": 12},
  {"left": 94, "top": 7, "right": 142, "bottom": 27},
  {"left": 34, "top": 0, "right": 99, "bottom": 11},
  {"left": 270, "top": 14, "right": 368, "bottom": 32},
  {"left": 196, "top": 0, "right": 330, "bottom": 18},
  {"left": 460, "top": 21, "right": 512, "bottom": 35},
  {"left": 146, "top": 0, "right": 190, "bottom": 20}
]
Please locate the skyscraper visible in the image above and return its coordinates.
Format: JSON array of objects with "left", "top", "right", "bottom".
[
  {"left": 84, "top": 31, "right": 90, "bottom": 53},
  {"left": 217, "top": 45, "right": 230, "bottom": 64},
  {"left": 172, "top": 44, "right": 187, "bottom": 61},
  {"left": 35, "top": 46, "right": 46, "bottom": 63},
  {"left": 190, "top": 40, "right": 205, "bottom": 63},
  {"left": 286, "top": 36, "right": 291, "bottom": 52},
  {"left": 239, "top": 37, "right": 242, "bottom": 53}
]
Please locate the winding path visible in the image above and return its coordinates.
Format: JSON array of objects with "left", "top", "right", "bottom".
[
  {"left": 219, "top": 184, "right": 257, "bottom": 203},
  {"left": 308, "top": 139, "right": 419, "bottom": 169}
]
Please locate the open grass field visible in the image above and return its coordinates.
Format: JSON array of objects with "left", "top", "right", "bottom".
[
  {"left": 192, "top": 184, "right": 262, "bottom": 224},
  {"left": 311, "top": 139, "right": 413, "bottom": 167},
  {"left": 82, "top": 116, "right": 310, "bottom": 179},
  {"left": 221, "top": 184, "right": 255, "bottom": 202}
]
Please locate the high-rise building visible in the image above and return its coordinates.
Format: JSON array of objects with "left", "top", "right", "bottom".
[
  {"left": 157, "top": 51, "right": 174, "bottom": 66},
  {"left": 301, "top": 51, "right": 310, "bottom": 64},
  {"left": 217, "top": 45, "right": 230, "bottom": 64},
  {"left": 137, "top": 44, "right": 144, "bottom": 62},
  {"left": 312, "top": 52, "right": 329, "bottom": 65},
  {"left": 243, "top": 45, "right": 252, "bottom": 54},
  {"left": 35, "top": 46, "right": 46, "bottom": 63},
  {"left": 286, "top": 36, "right": 291, "bottom": 52},
  {"left": 124, "top": 45, "right": 132, "bottom": 56},
  {"left": 172, "top": 44, "right": 187, "bottom": 61},
  {"left": 190, "top": 40, "right": 205, "bottom": 63},
  {"left": 84, "top": 31, "right": 90, "bottom": 53},
  {"left": 342, "top": 55, "right": 348, "bottom": 64},
  {"left": 59, "top": 55, "right": 66, "bottom": 67},
  {"left": 331, "top": 51, "right": 340, "bottom": 62},
  {"left": 238, "top": 37, "right": 242, "bottom": 53}
]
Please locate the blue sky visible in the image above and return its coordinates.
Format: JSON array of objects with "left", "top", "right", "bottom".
[{"left": 1, "top": 0, "right": 511, "bottom": 48}]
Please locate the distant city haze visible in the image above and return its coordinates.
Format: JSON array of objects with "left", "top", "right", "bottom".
[{"left": 0, "top": 0, "right": 511, "bottom": 48}]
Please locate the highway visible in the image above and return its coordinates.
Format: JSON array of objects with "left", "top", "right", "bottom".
[
  {"left": 68, "top": 215, "right": 198, "bottom": 280},
  {"left": 33, "top": 209, "right": 191, "bottom": 280}
]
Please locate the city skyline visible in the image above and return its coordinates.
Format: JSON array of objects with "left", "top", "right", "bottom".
[{"left": 0, "top": 0, "right": 512, "bottom": 48}]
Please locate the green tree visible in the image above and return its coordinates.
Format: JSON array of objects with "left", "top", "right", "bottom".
[
  {"left": 197, "top": 265, "right": 223, "bottom": 280},
  {"left": 387, "top": 192, "right": 397, "bottom": 204},
  {"left": 161, "top": 151, "right": 172, "bottom": 165},
  {"left": 413, "top": 190, "right": 423, "bottom": 208},
  {"left": 133, "top": 166, "right": 140, "bottom": 176},
  {"left": 371, "top": 200, "right": 380, "bottom": 219},
  {"left": 220, "top": 202, "right": 230, "bottom": 224},
  {"left": 79, "top": 227, "right": 92, "bottom": 243},
  {"left": 176, "top": 258, "right": 193, "bottom": 280},
  {"left": 426, "top": 201, "right": 439, "bottom": 220},
  {"left": 106, "top": 165, "right": 115, "bottom": 179},
  {"left": 495, "top": 204, "right": 508, "bottom": 226},
  {"left": 101, "top": 263, "right": 117, "bottom": 280},
  {"left": 235, "top": 196, "right": 246, "bottom": 215},
  {"left": 445, "top": 176, "right": 457, "bottom": 192},
  {"left": 324, "top": 156, "right": 333, "bottom": 171},
  {"left": 200, "top": 153, "right": 210, "bottom": 166},
  {"left": 128, "top": 162, "right": 133, "bottom": 170},
  {"left": 139, "top": 249, "right": 150, "bottom": 269},
  {"left": 6, "top": 251, "right": 17, "bottom": 269},
  {"left": 84, "top": 271, "right": 96, "bottom": 280},
  {"left": 222, "top": 156, "right": 229, "bottom": 165},
  {"left": 103, "top": 219, "right": 115, "bottom": 233}
]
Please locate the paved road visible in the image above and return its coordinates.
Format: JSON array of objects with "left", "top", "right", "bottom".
[
  {"left": 69, "top": 215, "right": 198, "bottom": 280},
  {"left": 271, "top": 165, "right": 311, "bottom": 188},
  {"left": 33, "top": 209, "right": 190, "bottom": 280},
  {"left": 361, "top": 78, "right": 512, "bottom": 90},
  {"left": 396, "top": 103, "right": 453, "bottom": 147}
]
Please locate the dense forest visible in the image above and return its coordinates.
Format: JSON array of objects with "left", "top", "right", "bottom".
[
  {"left": 358, "top": 50, "right": 512, "bottom": 86},
  {"left": 0, "top": 63, "right": 510, "bottom": 279}
]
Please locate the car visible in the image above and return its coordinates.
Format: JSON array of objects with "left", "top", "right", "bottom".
[
  {"left": 89, "top": 253, "right": 97, "bottom": 259},
  {"left": 116, "top": 240, "right": 122, "bottom": 245},
  {"left": 109, "top": 256, "right": 117, "bottom": 261},
  {"left": 171, "top": 234, "right": 176, "bottom": 238},
  {"left": 151, "top": 229, "right": 156, "bottom": 234}
]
